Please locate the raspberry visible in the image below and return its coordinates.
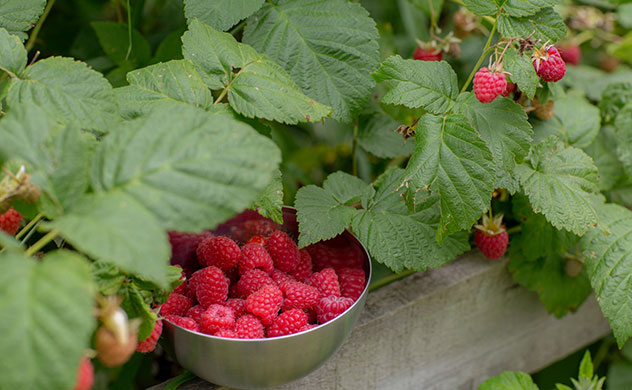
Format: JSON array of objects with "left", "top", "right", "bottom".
[
  {"left": 225, "top": 267, "right": 240, "bottom": 284},
  {"left": 215, "top": 328, "right": 238, "bottom": 338},
  {"left": 193, "top": 266, "right": 229, "bottom": 308},
  {"left": 74, "top": 357, "right": 94, "bottom": 390},
  {"left": 413, "top": 46, "right": 442, "bottom": 61},
  {"left": 307, "top": 241, "right": 364, "bottom": 271},
  {"left": 501, "top": 82, "right": 516, "bottom": 97},
  {"left": 245, "top": 285, "right": 283, "bottom": 326},
  {"left": 532, "top": 46, "right": 566, "bottom": 82},
  {"left": 474, "top": 214, "right": 509, "bottom": 259},
  {"left": 338, "top": 268, "right": 366, "bottom": 301},
  {"left": 238, "top": 243, "right": 274, "bottom": 275},
  {"left": 316, "top": 296, "right": 354, "bottom": 324},
  {"left": 234, "top": 314, "right": 265, "bottom": 339},
  {"left": 280, "top": 281, "right": 321, "bottom": 311},
  {"left": 166, "top": 315, "right": 199, "bottom": 332},
  {"left": 95, "top": 327, "right": 137, "bottom": 367},
  {"left": 558, "top": 44, "right": 580, "bottom": 66},
  {"left": 533, "top": 97, "right": 555, "bottom": 121},
  {"left": 299, "top": 324, "right": 318, "bottom": 332},
  {"left": 246, "top": 235, "right": 266, "bottom": 245},
  {"left": 289, "top": 249, "right": 313, "bottom": 282},
  {"left": 160, "top": 293, "right": 192, "bottom": 317},
  {"left": 168, "top": 231, "right": 213, "bottom": 275},
  {"left": 270, "top": 269, "right": 295, "bottom": 288},
  {"left": 196, "top": 236, "right": 241, "bottom": 271},
  {"left": 267, "top": 309, "right": 308, "bottom": 337},
  {"left": 172, "top": 267, "right": 188, "bottom": 295},
  {"left": 304, "top": 308, "right": 317, "bottom": 324},
  {"left": 200, "top": 304, "right": 235, "bottom": 335},
  {"left": 186, "top": 305, "right": 206, "bottom": 324},
  {"left": 0, "top": 208, "right": 21, "bottom": 235},
  {"left": 308, "top": 268, "right": 341, "bottom": 298},
  {"left": 136, "top": 320, "right": 163, "bottom": 353},
  {"left": 233, "top": 219, "right": 278, "bottom": 243},
  {"left": 231, "top": 269, "right": 275, "bottom": 298},
  {"left": 266, "top": 230, "right": 301, "bottom": 272},
  {"left": 225, "top": 298, "right": 247, "bottom": 318},
  {"left": 473, "top": 67, "right": 507, "bottom": 103}
]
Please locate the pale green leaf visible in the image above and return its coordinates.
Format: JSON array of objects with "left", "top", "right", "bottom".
[
  {"left": 532, "top": 94, "right": 600, "bottom": 148},
  {"left": 614, "top": 103, "right": 632, "bottom": 178},
  {"left": 504, "top": 47, "right": 538, "bottom": 99},
  {"left": 503, "top": 0, "right": 559, "bottom": 17},
  {"left": 0, "top": 0, "right": 45, "bottom": 38},
  {"left": 585, "top": 127, "right": 623, "bottom": 192},
  {"left": 184, "top": 0, "right": 265, "bottom": 31},
  {"left": 121, "top": 284, "right": 158, "bottom": 341},
  {"left": 562, "top": 66, "right": 632, "bottom": 102},
  {"left": 253, "top": 169, "right": 284, "bottom": 224},
  {"left": 0, "top": 27, "right": 25, "bottom": 75},
  {"left": 243, "top": 0, "right": 379, "bottom": 122},
  {"left": 463, "top": 0, "right": 498, "bottom": 16},
  {"left": 599, "top": 82, "right": 632, "bottom": 123},
  {"left": 357, "top": 112, "right": 415, "bottom": 158},
  {"left": 91, "top": 21, "right": 151, "bottom": 67},
  {"left": 497, "top": 8, "right": 566, "bottom": 42},
  {"left": 478, "top": 371, "right": 539, "bottom": 390},
  {"left": 618, "top": 4, "right": 632, "bottom": 29},
  {"left": 579, "top": 350, "right": 594, "bottom": 379}
]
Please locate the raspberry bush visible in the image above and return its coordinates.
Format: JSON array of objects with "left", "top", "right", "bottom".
[{"left": 0, "top": 0, "right": 630, "bottom": 388}]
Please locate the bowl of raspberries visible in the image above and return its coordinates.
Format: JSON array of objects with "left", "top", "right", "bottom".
[{"left": 161, "top": 207, "right": 371, "bottom": 389}]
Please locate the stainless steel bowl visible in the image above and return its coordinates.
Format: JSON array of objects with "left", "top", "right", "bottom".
[{"left": 163, "top": 207, "right": 372, "bottom": 389}]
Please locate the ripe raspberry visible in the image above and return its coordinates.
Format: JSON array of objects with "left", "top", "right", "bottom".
[
  {"left": 245, "top": 285, "right": 283, "bottom": 326},
  {"left": 215, "top": 328, "right": 238, "bottom": 338},
  {"left": 413, "top": 46, "right": 442, "bottom": 61},
  {"left": 231, "top": 269, "right": 275, "bottom": 298},
  {"left": 0, "top": 208, "right": 21, "bottom": 235},
  {"left": 267, "top": 309, "right": 308, "bottom": 337},
  {"left": 270, "top": 269, "right": 295, "bottom": 288},
  {"left": 160, "top": 293, "right": 192, "bottom": 317},
  {"left": 172, "top": 267, "right": 188, "bottom": 295},
  {"left": 265, "top": 231, "right": 300, "bottom": 272},
  {"left": 168, "top": 231, "right": 213, "bottom": 275},
  {"left": 238, "top": 243, "right": 274, "bottom": 275},
  {"left": 186, "top": 305, "right": 206, "bottom": 324},
  {"left": 95, "top": 327, "right": 137, "bottom": 367},
  {"left": 289, "top": 249, "right": 313, "bottom": 282},
  {"left": 501, "top": 82, "right": 516, "bottom": 97},
  {"left": 558, "top": 44, "right": 580, "bottom": 66},
  {"left": 280, "top": 281, "right": 321, "bottom": 311},
  {"left": 246, "top": 235, "right": 266, "bottom": 245},
  {"left": 473, "top": 67, "right": 507, "bottom": 103},
  {"left": 166, "top": 315, "right": 199, "bottom": 332},
  {"left": 338, "top": 268, "right": 366, "bottom": 302},
  {"left": 532, "top": 46, "right": 566, "bottom": 82},
  {"left": 225, "top": 298, "right": 247, "bottom": 318},
  {"left": 307, "top": 241, "right": 364, "bottom": 271},
  {"left": 193, "top": 266, "right": 229, "bottom": 308},
  {"left": 74, "top": 357, "right": 94, "bottom": 390},
  {"left": 234, "top": 314, "right": 265, "bottom": 339},
  {"left": 225, "top": 267, "right": 240, "bottom": 284},
  {"left": 136, "top": 320, "right": 163, "bottom": 353},
  {"left": 232, "top": 219, "right": 278, "bottom": 243},
  {"left": 196, "top": 236, "right": 241, "bottom": 271},
  {"left": 316, "top": 296, "right": 354, "bottom": 324},
  {"left": 474, "top": 214, "right": 509, "bottom": 259},
  {"left": 200, "top": 304, "right": 235, "bottom": 335},
  {"left": 299, "top": 324, "right": 318, "bottom": 332},
  {"left": 308, "top": 268, "right": 341, "bottom": 298}
]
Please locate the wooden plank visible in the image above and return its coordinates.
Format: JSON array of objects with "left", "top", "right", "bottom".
[{"left": 149, "top": 252, "right": 611, "bottom": 390}]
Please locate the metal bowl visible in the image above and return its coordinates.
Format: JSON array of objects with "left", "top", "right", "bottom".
[{"left": 163, "top": 207, "right": 372, "bottom": 389}]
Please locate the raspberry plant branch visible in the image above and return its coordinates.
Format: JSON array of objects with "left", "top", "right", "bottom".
[
  {"left": 25, "top": 0, "right": 56, "bottom": 52},
  {"left": 369, "top": 270, "right": 416, "bottom": 292},
  {"left": 24, "top": 229, "right": 59, "bottom": 256},
  {"left": 460, "top": 16, "right": 498, "bottom": 93},
  {"left": 15, "top": 213, "right": 42, "bottom": 240}
]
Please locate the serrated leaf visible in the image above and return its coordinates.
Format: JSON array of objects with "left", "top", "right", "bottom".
[
  {"left": 184, "top": 0, "right": 265, "bottom": 31},
  {"left": 562, "top": 66, "right": 632, "bottom": 102},
  {"left": 504, "top": 47, "right": 538, "bottom": 99},
  {"left": 91, "top": 104, "right": 280, "bottom": 232},
  {"left": 0, "top": 27, "right": 25, "bottom": 75},
  {"left": 296, "top": 171, "right": 367, "bottom": 248},
  {"left": 92, "top": 263, "right": 126, "bottom": 295},
  {"left": 497, "top": 8, "right": 566, "bottom": 42},
  {"left": 585, "top": 127, "right": 623, "bottom": 192},
  {"left": 579, "top": 350, "right": 594, "bottom": 379},
  {"left": 463, "top": 0, "right": 498, "bottom": 16},
  {"left": 516, "top": 137, "right": 600, "bottom": 235},
  {"left": 0, "top": 250, "right": 94, "bottom": 390},
  {"left": 599, "top": 82, "right": 632, "bottom": 123},
  {"left": 532, "top": 94, "right": 600, "bottom": 148},
  {"left": 357, "top": 111, "right": 415, "bottom": 158},
  {"left": 115, "top": 59, "right": 214, "bottom": 119},
  {"left": 121, "top": 283, "right": 158, "bottom": 341},
  {"left": 351, "top": 169, "right": 469, "bottom": 272},
  {"left": 91, "top": 22, "right": 151, "bottom": 67},
  {"left": 242, "top": 0, "right": 379, "bottom": 122},
  {"left": 478, "top": 371, "right": 539, "bottom": 390},
  {"left": 6, "top": 57, "right": 119, "bottom": 132},
  {"left": 614, "top": 103, "right": 632, "bottom": 179},
  {"left": 182, "top": 19, "right": 331, "bottom": 124},
  {"left": 0, "top": 0, "right": 45, "bottom": 38},
  {"left": 372, "top": 55, "right": 459, "bottom": 115},
  {"left": 404, "top": 113, "right": 495, "bottom": 242},
  {"left": 503, "top": 0, "right": 559, "bottom": 17},
  {"left": 253, "top": 169, "right": 283, "bottom": 224}
]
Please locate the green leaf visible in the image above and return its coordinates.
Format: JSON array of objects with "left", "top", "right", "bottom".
[
  {"left": 581, "top": 203, "right": 632, "bottom": 347},
  {"left": 184, "top": 0, "right": 265, "bottom": 31},
  {"left": 45, "top": 191, "right": 171, "bottom": 287},
  {"left": 607, "top": 363, "right": 632, "bottom": 390},
  {"left": 295, "top": 171, "right": 367, "bottom": 248},
  {"left": 121, "top": 283, "right": 158, "bottom": 341},
  {"left": 562, "top": 66, "right": 632, "bottom": 102},
  {"left": 614, "top": 103, "right": 632, "bottom": 179},
  {"left": 253, "top": 169, "right": 284, "bottom": 224},
  {"left": 357, "top": 111, "right": 415, "bottom": 158},
  {"left": 91, "top": 104, "right": 281, "bottom": 232},
  {"left": 0, "top": 0, "right": 45, "bottom": 39},
  {"left": 503, "top": 0, "right": 559, "bottom": 17},
  {"left": 182, "top": 19, "right": 331, "bottom": 124},
  {"left": 515, "top": 137, "right": 600, "bottom": 236},
  {"left": 0, "top": 230, "right": 23, "bottom": 251},
  {"left": 532, "top": 94, "right": 600, "bottom": 148},
  {"left": 242, "top": 0, "right": 379, "bottom": 123},
  {"left": 115, "top": 59, "right": 214, "bottom": 119},
  {"left": 0, "top": 250, "right": 94, "bottom": 390},
  {"left": 6, "top": 57, "right": 119, "bottom": 132},
  {"left": 92, "top": 263, "right": 126, "bottom": 295},
  {"left": 351, "top": 169, "right": 469, "bottom": 272},
  {"left": 579, "top": 350, "right": 593, "bottom": 379},
  {"left": 497, "top": 8, "right": 566, "bottom": 42},
  {"left": 599, "top": 82, "right": 632, "bottom": 123},
  {"left": 151, "top": 28, "right": 185, "bottom": 64},
  {"left": 463, "top": 0, "right": 498, "bottom": 16},
  {"left": 0, "top": 27, "right": 25, "bottom": 75},
  {"left": 91, "top": 22, "right": 151, "bottom": 67},
  {"left": 504, "top": 47, "right": 538, "bottom": 99},
  {"left": 409, "top": 0, "right": 445, "bottom": 21},
  {"left": 404, "top": 113, "right": 495, "bottom": 242},
  {"left": 585, "top": 127, "right": 623, "bottom": 192},
  {"left": 373, "top": 55, "right": 459, "bottom": 115},
  {"left": 478, "top": 372, "right": 539, "bottom": 390},
  {"left": 618, "top": 4, "right": 632, "bottom": 29}
]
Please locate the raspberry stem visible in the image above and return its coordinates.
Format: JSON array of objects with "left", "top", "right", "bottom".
[
  {"left": 460, "top": 15, "right": 498, "bottom": 94},
  {"left": 25, "top": 229, "right": 59, "bottom": 256},
  {"left": 15, "top": 213, "right": 42, "bottom": 240},
  {"left": 25, "top": 0, "right": 57, "bottom": 52},
  {"left": 369, "top": 269, "right": 416, "bottom": 291}
]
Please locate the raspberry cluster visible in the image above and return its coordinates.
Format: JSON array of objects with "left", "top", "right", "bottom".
[{"left": 162, "top": 220, "right": 367, "bottom": 339}]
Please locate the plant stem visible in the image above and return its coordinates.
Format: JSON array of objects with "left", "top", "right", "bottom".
[
  {"left": 15, "top": 214, "right": 42, "bottom": 240},
  {"left": 25, "top": 0, "right": 56, "bottom": 52},
  {"left": 25, "top": 229, "right": 58, "bottom": 256},
  {"left": 506, "top": 225, "right": 522, "bottom": 235},
  {"left": 213, "top": 88, "right": 229, "bottom": 105},
  {"left": 369, "top": 269, "right": 416, "bottom": 291},
  {"left": 229, "top": 20, "right": 246, "bottom": 36},
  {"left": 460, "top": 17, "right": 498, "bottom": 93},
  {"left": 351, "top": 120, "right": 359, "bottom": 176},
  {"left": 593, "top": 337, "right": 613, "bottom": 371},
  {"left": 125, "top": 0, "right": 133, "bottom": 61}
]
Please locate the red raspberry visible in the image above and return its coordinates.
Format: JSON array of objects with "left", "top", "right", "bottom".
[
  {"left": 0, "top": 208, "right": 21, "bottom": 235},
  {"left": 186, "top": 305, "right": 205, "bottom": 324},
  {"left": 413, "top": 46, "right": 442, "bottom": 61},
  {"left": 280, "top": 281, "right": 321, "bottom": 311},
  {"left": 232, "top": 219, "right": 278, "bottom": 243},
  {"left": 338, "top": 268, "right": 366, "bottom": 301},
  {"left": 215, "top": 328, "right": 238, "bottom": 338},
  {"left": 200, "top": 304, "right": 235, "bottom": 335},
  {"left": 238, "top": 243, "right": 274, "bottom": 275},
  {"left": 270, "top": 269, "right": 295, "bottom": 288},
  {"left": 166, "top": 315, "right": 199, "bottom": 332},
  {"left": 266, "top": 231, "right": 300, "bottom": 272},
  {"left": 308, "top": 268, "right": 340, "bottom": 298},
  {"left": 474, "top": 214, "right": 509, "bottom": 259},
  {"left": 246, "top": 235, "right": 266, "bottom": 245},
  {"left": 316, "top": 296, "right": 354, "bottom": 324},
  {"left": 234, "top": 314, "right": 265, "bottom": 339},
  {"left": 196, "top": 236, "right": 241, "bottom": 271},
  {"left": 193, "top": 266, "right": 229, "bottom": 308},
  {"left": 558, "top": 44, "right": 580, "bottom": 66},
  {"left": 289, "top": 249, "right": 313, "bottom": 282},
  {"left": 245, "top": 285, "right": 283, "bottom": 326},
  {"left": 473, "top": 67, "right": 507, "bottom": 103},
  {"left": 532, "top": 46, "right": 566, "bottom": 82},
  {"left": 267, "top": 309, "right": 308, "bottom": 337},
  {"left": 307, "top": 241, "right": 364, "bottom": 271},
  {"left": 136, "top": 320, "right": 163, "bottom": 353},
  {"left": 74, "top": 357, "right": 94, "bottom": 390},
  {"left": 299, "top": 324, "right": 318, "bottom": 332},
  {"left": 172, "top": 267, "right": 188, "bottom": 295},
  {"left": 225, "top": 267, "right": 240, "bottom": 284},
  {"left": 225, "top": 298, "right": 247, "bottom": 318},
  {"left": 501, "top": 82, "right": 516, "bottom": 97},
  {"left": 168, "top": 231, "right": 213, "bottom": 275},
  {"left": 231, "top": 269, "right": 275, "bottom": 298},
  {"left": 160, "top": 293, "right": 192, "bottom": 317}
]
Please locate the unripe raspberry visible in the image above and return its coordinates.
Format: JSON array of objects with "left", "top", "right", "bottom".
[
  {"left": 413, "top": 46, "right": 443, "bottom": 61},
  {"left": 473, "top": 67, "right": 507, "bottom": 103},
  {"left": 95, "top": 326, "right": 137, "bottom": 367},
  {"left": 532, "top": 46, "right": 566, "bottom": 82},
  {"left": 74, "top": 357, "right": 94, "bottom": 390}
]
